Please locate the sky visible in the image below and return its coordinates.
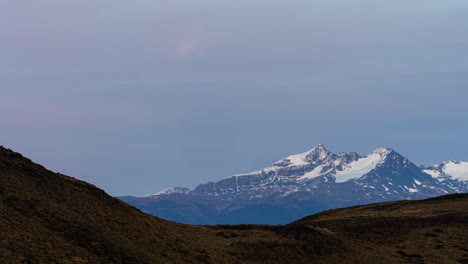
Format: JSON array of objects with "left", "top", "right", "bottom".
[{"left": 1, "top": 0, "right": 468, "bottom": 196}]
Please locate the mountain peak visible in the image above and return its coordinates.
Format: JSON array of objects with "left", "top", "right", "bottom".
[
  {"left": 304, "top": 144, "right": 331, "bottom": 160},
  {"left": 312, "top": 144, "right": 327, "bottom": 151},
  {"left": 128, "top": 144, "right": 468, "bottom": 225},
  {"left": 371, "top": 147, "right": 393, "bottom": 156},
  {"left": 273, "top": 144, "right": 332, "bottom": 168},
  {"left": 149, "top": 187, "right": 191, "bottom": 197}
]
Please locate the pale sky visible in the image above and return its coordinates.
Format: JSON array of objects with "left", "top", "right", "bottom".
[{"left": 1, "top": 0, "right": 468, "bottom": 195}]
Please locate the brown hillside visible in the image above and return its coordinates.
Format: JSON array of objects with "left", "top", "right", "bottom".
[
  {"left": 1, "top": 146, "right": 467, "bottom": 263},
  {"left": 0, "top": 147, "right": 231, "bottom": 263}
]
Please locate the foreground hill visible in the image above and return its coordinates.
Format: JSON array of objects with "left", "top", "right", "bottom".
[
  {"left": 122, "top": 144, "right": 468, "bottom": 224},
  {"left": 0, "top": 146, "right": 232, "bottom": 263},
  {"left": 1, "top": 146, "right": 468, "bottom": 263}
]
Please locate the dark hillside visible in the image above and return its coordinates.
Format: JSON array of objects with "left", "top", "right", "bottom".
[
  {"left": 0, "top": 147, "right": 231, "bottom": 263},
  {"left": 1, "top": 146, "right": 467, "bottom": 263}
]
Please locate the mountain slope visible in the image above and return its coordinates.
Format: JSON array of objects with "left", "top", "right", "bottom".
[
  {"left": 422, "top": 161, "right": 468, "bottom": 191},
  {"left": 0, "top": 146, "right": 233, "bottom": 263},
  {"left": 122, "top": 145, "right": 468, "bottom": 224},
  {"left": 1, "top": 146, "right": 468, "bottom": 263}
]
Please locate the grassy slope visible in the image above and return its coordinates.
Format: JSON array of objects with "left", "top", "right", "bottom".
[
  {"left": 0, "top": 147, "right": 234, "bottom": 263},
  {"left": 1, "top": 146, "right": 467, "bottom": 263}
]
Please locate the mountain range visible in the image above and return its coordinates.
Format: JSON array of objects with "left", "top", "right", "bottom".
[
  {"left": 121, "top": 144, "right": 468, "bottom": 224},
  {"left": 1, "top": 145, "right": 468, "bottom": 263}
]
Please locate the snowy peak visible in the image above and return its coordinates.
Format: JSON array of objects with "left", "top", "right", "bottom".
[
  {"left": 149, "top": 145, "right": 464, "bottom": 199},
  {"left": 334, "top": 149, "right": 389, "bottom": 183},
  {"left": 442, "top": 161, "right": 468, "bottom": 181},
  {"left": 371, "top": 147, "right": 393, "bottom": 156},
  {"left": 423, "top": 161, "right": 468, "bottom": 182},
  {"left": 128, "top": 145, "right": 468, "bottom": 225},
  {"left": 142, "top": 144, "right": 468, "bottom": 219},
  {"left": 259, "top": 146, "right": 406, "bottom": 183},
  {"left": 304, "top": 144, "right": 332, "bottom": 161},
  {"left": 149, "top": 187, "right": 191, "bottom": 197},
  {"left": 275, "top": 144, "right": 332, "bottom": 167}
]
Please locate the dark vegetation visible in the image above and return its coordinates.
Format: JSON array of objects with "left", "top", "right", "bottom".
[{"left": 1, "top": 146, "right": 467, "bottom": 263}]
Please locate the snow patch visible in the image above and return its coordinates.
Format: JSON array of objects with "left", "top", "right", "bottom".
[
  {"left": 442, "top": 161, "right": 468, "bottom": 181},
  {"left": 149, "top": 187, "right": 190, "bottom": 196},
  {"left": 285, "top": 153, "right": 310, "bottom": 167},
  {"left": 283, "top": 144, "right": 329, "bottom": 167},
  {"left": 299, "top": 165, "right": 327, "bottom": 180},
  {"left": 334, "top": 150, "right": 388, "bottom": 183},
  {"left": 233, "top": 171, "right": 261, "bottom": 177},
  {"left": 423, "top": 169, "right": 442, "bottom": 179}
]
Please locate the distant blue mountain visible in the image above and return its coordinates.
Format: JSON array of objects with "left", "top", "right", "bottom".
[{"left": 120, "top": 144, "right": 468, "bottom": 224}]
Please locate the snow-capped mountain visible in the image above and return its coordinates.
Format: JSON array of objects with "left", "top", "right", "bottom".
[
  {"left": 120, "top": 145, "right": 468, "bottom": 224},
  {"left": 149, "top": 187, "right": 191, "bottom": 196},
  {"left": 421, "top": 161, "right": 468, "bottom": 192},
  {"left": 422, "top": 161, "right": 468, "bottom": 182},
  {"left": 188, "top": 145, "right": 452, "bottom": 200}
]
